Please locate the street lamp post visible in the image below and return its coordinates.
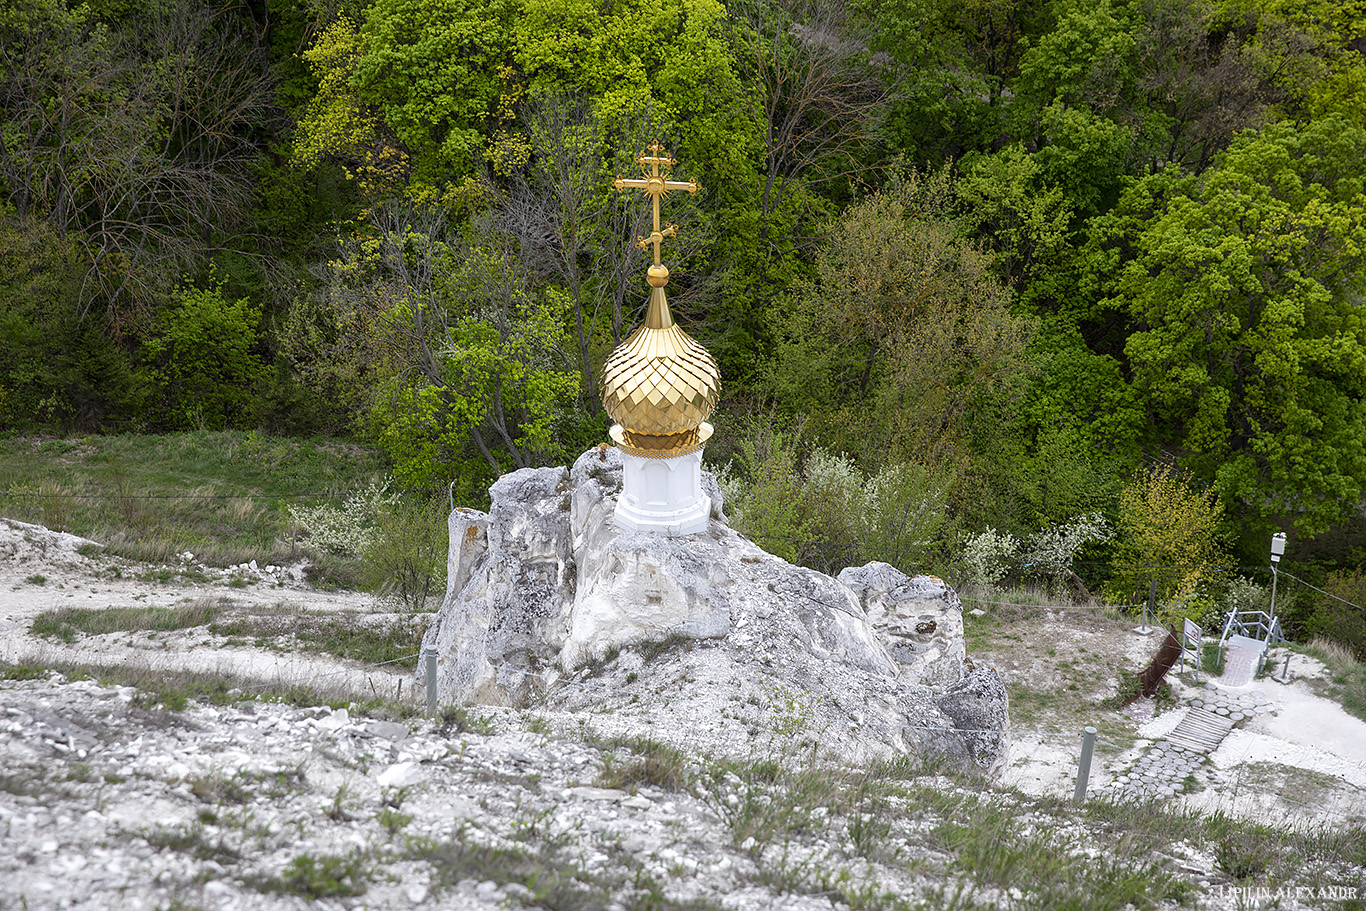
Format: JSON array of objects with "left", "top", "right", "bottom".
[
  {"left": 1269, "top": 532, "right": 1286, "bottom": 621},
  {"left": 1270, "top": 531, "right": 1288, "bottom": 681}
]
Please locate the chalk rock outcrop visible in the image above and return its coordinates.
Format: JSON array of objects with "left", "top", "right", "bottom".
[
  {"left": 422, "top": 446, "right": 1008, "bottom": 773},
  {"left": 838, "top": 563, "right": 966, "bottom": 687}
]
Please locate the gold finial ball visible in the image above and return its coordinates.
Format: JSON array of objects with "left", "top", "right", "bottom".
[{"left": 647, "top": 264, "right": 669, "bottom": 287}]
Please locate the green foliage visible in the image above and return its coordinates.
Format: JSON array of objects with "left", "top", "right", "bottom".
[
  {"left": 362, "top": 495, "right": 449, "bottom": 611},
  {"left": 355, "top": 0, "right": 516, "bottom": 184},
  {"left": 514, "top": 0, "right": 754, "bottom": 184},
  {"left": 368, "top": 239, "right": 582, "bottom": 488},
  {"left": 1293, "top": 571, "right": 1366, "bottom": 661},
  {"left": 141, "top": 277, "right": 269, "bottom": 430},
  {"left": 729, "top": 418, "right": 809, "bottom": 563},
  {"left": 725, "top": 419, "right": 953, "bottom": 575},
  {"left": 1107, "top": 465, "right": 1227, "bottom": 618},
  {"left": 957, "top": 144, "right": 1074, "bottom": 291},
  {"left": 1115, "top": 117, "right": 1366, "bottom": 535},
  {"left": 770, "top": 170, "right": 1036, "bottom": 468},
  {"left": 0, "top": 221, "right": 139, "bottom": 430}
]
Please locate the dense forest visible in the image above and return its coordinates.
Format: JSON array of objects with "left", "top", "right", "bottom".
[{"left": 2, "top": 0, "right": 1365, "bottom": 649}]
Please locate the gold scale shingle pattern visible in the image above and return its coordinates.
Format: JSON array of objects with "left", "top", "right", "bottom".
[{"left": 600, "top": 322, "right": 720, "bottom": 437}]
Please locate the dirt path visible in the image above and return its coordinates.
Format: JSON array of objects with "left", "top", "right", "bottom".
[{"left": 0, "top": 517, "right": 415, "bottom": 699}]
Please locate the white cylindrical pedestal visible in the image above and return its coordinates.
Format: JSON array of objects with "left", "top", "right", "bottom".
[{"left": 614, "top": 447, "right": 711, "bottom": 536}]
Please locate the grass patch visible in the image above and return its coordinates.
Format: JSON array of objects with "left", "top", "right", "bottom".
[
  {"left": 1202, "top": 642, "right": 1226, "bottom": 677},
  {"left": 0, "top": 658, "right": 420, "bottom": 718},
  {"left": 144, "top": 822, "right": 244, "bottom": 865},
  {"left": 0, "top": 430, "right": 388, "bottom": 567},
  {"left": 0, "top": 662, "right": 48, "bottom": 680},
  {"left": 1005, "top": 683, "right": 1066, "bottom": 725},
  {"left": 701, "top": 753, "right": 923, "bottom": 862},
  {"left": 1301, "top": 637, "right": 1366, "bottom": 722},
  {"left": 595, "top": 737, "right": 695, "bottom": 793},
  {"left": 436, "top": 705, "right": 495, "bottom": 736},
  {"left": 411, "top": 829, "right": 722, "bottom": 910},
  {"left": 208, "top": 604, "right": 427, "bottom": 669},
  {"left": 249, "top": 851, "right": 372, "bottom": 899},
  {"left": 31, "top": 598, "right": 226, "bottom": 642},
  {"left": 931, "top": 797, "right": 1191, "bottom": 910}
]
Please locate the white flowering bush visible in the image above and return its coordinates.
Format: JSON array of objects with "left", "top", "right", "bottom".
[
  {"left": 802, "top": 449, "right": 869, "bottom": 573},
  {"left": 289, "top": 481, "right": 397, "bottom": 557},
  {"left": 1021, "top": 513, "right": 1111, "bottom": 584},
  {"left": 960, "top": 527, "right": 1020, "bottom": 588},
  {"left": 717, "top": 438, "right": 952, "bottom": 575},
  {"left": 862, "top": 460, "right": 950, "bottom": 570},
  {"left": 1188, "top": 575, "right": 1271, "bottom": 629}
]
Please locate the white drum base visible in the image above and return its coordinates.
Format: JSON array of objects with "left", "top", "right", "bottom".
[{"left": 615, "top": 447, "right": 711, "bottom": 536}]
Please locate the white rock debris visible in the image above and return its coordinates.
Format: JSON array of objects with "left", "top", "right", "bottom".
[{"left": 0, "top": 672, "right": 965, "bottom": 911}]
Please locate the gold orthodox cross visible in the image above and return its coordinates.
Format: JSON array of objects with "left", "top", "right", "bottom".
[{"left": 613, "top": 141, "right": 700, "bottom": 266}]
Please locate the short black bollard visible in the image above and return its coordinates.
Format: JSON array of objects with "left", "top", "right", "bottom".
[{"left": 1074, "top": 726, "right": 1097, "bottom": 804}]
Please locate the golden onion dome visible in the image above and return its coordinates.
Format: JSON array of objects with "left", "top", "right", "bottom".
[
  {"left": 602, "top": 144, "right": 720, "bottom": 457},
  {"left": 600, "top": 266, "right": 720, "bottom": 456}
]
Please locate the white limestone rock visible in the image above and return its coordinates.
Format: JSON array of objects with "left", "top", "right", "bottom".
[
  {"left": 837, "top": 562, "right": 966, "bottom": 687},
  {"left": 420, "top": 467, "right": 576, "bottom": 706},
  {"left": 422, "top": 445, "right": 1007, "bottom": 772}
]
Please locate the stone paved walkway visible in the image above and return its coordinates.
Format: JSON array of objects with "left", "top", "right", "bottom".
[{"left": 1091, "top": 683, "right": 1276, "bottom": 802}]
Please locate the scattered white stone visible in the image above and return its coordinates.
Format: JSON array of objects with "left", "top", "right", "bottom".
[
  {"left": 316, "top": 707, "right": 350, "bottom": 733},
  {"left": 564, "top": 787, "right": 626, "bottom": 802},
  {"left": 377, "top": 761, "right": 423, "bottom": 788}
]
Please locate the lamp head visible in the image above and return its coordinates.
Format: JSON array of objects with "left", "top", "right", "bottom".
[{"left": 1270, "top": 531, "right": 1287, "bottom": 563}]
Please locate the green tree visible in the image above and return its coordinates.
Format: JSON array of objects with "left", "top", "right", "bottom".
[
  {"left": 327, "top": 206, "right": 582, "bottom": 490},
  {"left": 1107, "top": 464, "right": 1227, "bottom": 615},
  {"left": 1115, "top": 117, "right": 1366, "bottom": 534},
  {"left": 0, "top": 221, "right": 138, "bottom": 429},
  {"left": 294, "top": 0, "right": 515, "bottom": 192},
  {"left": 0, "top": 0, "right": 273, "bottom": 315},
  {"left": 771, "top": 170, "right": 1037, "bottom": 466}
]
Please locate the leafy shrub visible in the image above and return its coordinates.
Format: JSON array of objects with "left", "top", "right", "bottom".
[
  {"left": 861, "top": 460, "right": 951, "bottom": 571},
  {"left": 723, "top": 418, "right": 953, "bottom": 575},
  {"left": 730, "top": 419, "right": 809, "bottom": 563},
  {"left": 362, "top": 495, "right": 448, "bottom": 611},
  {"left": 140, "top": 276, "right": 269, "bottom": 430},
  {"left": 1106, "top": 465, "right": 1226, "bottom": 610},
  {"left": 1296, "top": 570, "right": 1366, "bottom": 661}
]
